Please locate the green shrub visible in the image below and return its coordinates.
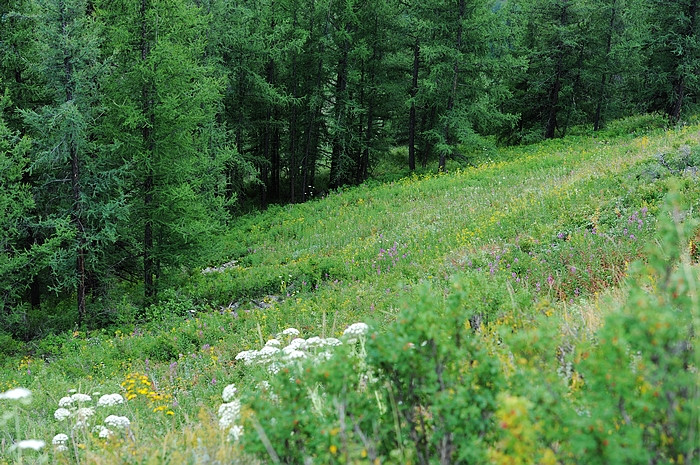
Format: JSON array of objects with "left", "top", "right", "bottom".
[
  {"left": 599, "top": 113, "right": 668, "bottom": 138},
  {"left": 0, "top": 332, "right": 22, "bottom": 357},
  {"left": 239, "top": 278, "right": 505, "bottom": 464},
  {"left": 140, "top": 289, "right": 198, "bottom": 324},
  {"left": 570, "top": 190, "right": 698, "bottom": 465}
]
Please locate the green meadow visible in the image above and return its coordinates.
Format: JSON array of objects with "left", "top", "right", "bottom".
[{"left": 1, "top": 118, "right": 698, "bottom": 464}]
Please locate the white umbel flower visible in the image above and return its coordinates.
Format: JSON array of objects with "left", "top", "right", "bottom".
[
  {"left": 55, "top": 445, "right": 69, "bottom": 452},
  {"left": 258, "top": 380, "right": 271, "bottom": 390},
  {"left": 75, "top": 407, "right": 95, "bottom": 421},
  {"left": 73, "top": 419, "right": 88, "bottom": 430},
  {"left": 104, "top": 415, "right": 130, "bottom": 429},
  {"left": 58, "top": 396, "right": 73, "bottom": 407},
  {"left": 222, "top": 384, "right": 238, "bottom": 402},
  {"left": 343, "top": 322, "right": 369, "bottom": 337},
  {"left": 234, "top": 350, "right": 257, "bottom": 364},
  {"left": 93, "top": 425, "right": 114, "bottom": 438},
  {"left": 228, "top": 424, "right": 244, "bottom": 441},
  {"left": 258, "top": 345, "right": 281, "bottom": 358},
  {"left": 11, "top": 439, "right": 45, "bottom": 451},
  {"left": 287, "top": 338, "right": 306, "bottom": 350},
  {"left": 267, "top": 362, "right": 281, "bottom": 375},
  {"left": 52, "top": 434, "right": 69, "bottom": 446},
  {"left": 305, "top": 336, "right": 323, "bottom": 348},
  {"left": 265, "top": 338, "right": 281, "bottom": 347},
  {"left": 281, "top": 327, "right": 300, "bottom": 336},
  {"left": 70, "top": 393, "right": 92, "bottom": 403},
  {"left": 97, "top": 394, "right": 124, "bottom": 407},
  {"left": 218, "top": 400, "right": 241, "bottom": 429},
  {"left": 0, "top": 387, "right": 32, "bottom": 400},
  {"left": 54, "top": 408, "right": 72, "bottom": 421},
  {"left": 286, "top": 349, "right": 307, "bottom": 360}
]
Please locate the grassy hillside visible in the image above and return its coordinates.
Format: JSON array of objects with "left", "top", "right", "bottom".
[{"left": 1, "top": 117, "right": 699, "bottom": 464}]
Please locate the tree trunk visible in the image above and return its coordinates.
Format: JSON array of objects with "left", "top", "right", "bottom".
[
  {"left": 545, "top": 1, "right": 568, "bottom": 139},
  {"left": 544, "top": 57, "right": 562, "bottom": 139},
  {"left": 360, "top": 80, "right": 374, "bottom": 183},
  {"left": 302, "top": 0, "right": 328, "bottom": 201},
  {"left": 594, "top": 0, "right": 617, "bottom": 131},
  {"left": 408, "top": 39, "right": 419, "bottom": 171},
  {"left": 441, "top": 0, "right": 465, "bottom": 172},
  {"left": 420, "top": 106, "right": 434, "bottom": 169},
  {"left": 330, "top": 36, "right": 350, "bottom": 189},
  {"left": 669, "top": 0, "right": 697, "bottom": 122},
  {"left": 271, "top": 116, "right": 280, "bottom": 201},
  {"left": 260, "top": 124, "right": 269, "bottom": 208},
  {"left": 141, "top": 0, "right": 156, "bottom": 303},
  {"left": 562, "top": 43, "right": 585, "bottom": 137},
  {"left": 361, "top": 103, "right": 374, "bottom": 183},
  {"left": 289, "top": 11, "right": 299, "bottom": 203},
  {"left": 61, "top": 0, "right": 86, "bottom": 326},
  {"left": 266, "top": 9, "right": 280, "bottom": 202},
  {"left": 357, "top": 64, "right": 366, "bottom": 183}
]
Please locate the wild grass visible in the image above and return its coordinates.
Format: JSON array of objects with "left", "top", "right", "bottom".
[{"left": 1, "top": 118, "right": 698, "bottom": 464}]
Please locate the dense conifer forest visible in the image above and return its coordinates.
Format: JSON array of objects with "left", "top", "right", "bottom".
[
  {"left": 0, "top": 2, "right": 698, "bottom": 462},
  {"left": 1, "top": 0, "right": 698, "bottom": 329}
]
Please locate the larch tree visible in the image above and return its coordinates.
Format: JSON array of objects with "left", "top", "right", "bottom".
[
  {"left": 0, "top": 0, "right": 49, "bottom": 312},
  {"left": 508, "top": 0, "right": 592, "bottom": 140},
  {"left": 98, "top": 0, "right": 228, "bottom": 303},
  {"left": 0, "top": 86, "right": 46, "bottom": 337},
  {"left": 644, "top": 0, "right": 699, "bottom": 122},
  {"left": 414, "top": 0, "right": 515, "bottom": 165},
  {"left": 22, "top": 0, "right": 119, "bottom": 327}
]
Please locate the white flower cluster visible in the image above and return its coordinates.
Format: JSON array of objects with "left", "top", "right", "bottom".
[
  {"left": 54, "top": 408, "right": 72, "bottom": 421},
  {"left": 54, "top": 392, "right": 96, "bottom": 427},
  {"left": 10, "top": 439, "right": 45, "bottom": 451},
  {"left": 1, "top": 388, "right": 44, "bottom": 452},
  {"left": 93, "top": 425, "right": 113, "bottom": 438},
  {"left": 97, "top": 394, "right": 124, "bottom": 407},
  {"left": 58, "top": 392, "right": 92, "bottom": 408},
  {"left": 0, "top": 387, "right": 32, "bottom": 401},
  {"left": 52, "top": 433, "right": 69, "bottom": 452},
  {"left": 218, "top": 384, "right": 244, "bottom": 442},
  {"left": 222, "top": 383, "right": 238, "bottom": 402},
  {"left": 104, "top": 415, "right": 130, "bottom": 429},
  {"left": 235, "top": 327, "right": 349, "bottom": 372},
  {"left": 52, "top": 388, "right": 131, "bottom": 451},
  {"left": 342, "top": 322, "right": 369, "bottom": 343},
  {"left": 74, "top": 407, "right": 96, "bottom": 428}
]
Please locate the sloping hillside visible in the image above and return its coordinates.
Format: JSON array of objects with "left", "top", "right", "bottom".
[{"left": 1, "top": 121, "right": 698, "bottom": 464}]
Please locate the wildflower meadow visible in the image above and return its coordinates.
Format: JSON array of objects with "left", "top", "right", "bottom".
[{"left": 1, "top": 118, "right": 698, "bottom": 464}]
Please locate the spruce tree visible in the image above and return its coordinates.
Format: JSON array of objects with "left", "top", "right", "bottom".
[{"left": 1, "top": 0, "right": 49, "bottom": 312}]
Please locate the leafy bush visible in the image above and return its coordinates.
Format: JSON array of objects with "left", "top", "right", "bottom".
[
  {"left": 237, "top": 278, "right": 505, "bottom": 464},
  {"left": 570, "top": 190, "right": 698, "bottom": 464},
  {"left": 0, "top": 332, "right": 22, "bottom": 358},
  {"left": 599, "top": 113, "right": 668, "bottom": 138}
]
